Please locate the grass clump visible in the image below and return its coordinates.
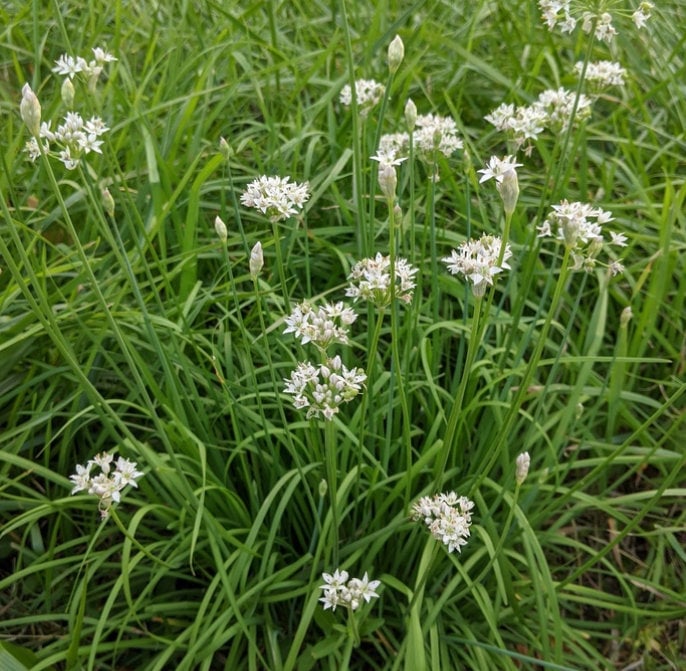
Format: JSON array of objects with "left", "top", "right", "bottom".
[{"left": 1, "top": 1, "right": 684, "bottom": 669}]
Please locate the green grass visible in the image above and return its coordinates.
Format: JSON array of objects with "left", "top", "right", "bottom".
[{"left": 1, "top": 0, "right": 685, "bottom": 669}]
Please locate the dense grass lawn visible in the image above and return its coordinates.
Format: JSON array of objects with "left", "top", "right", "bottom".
[{"left": 1, "top": 1, "right": 684, "bottom": 669}]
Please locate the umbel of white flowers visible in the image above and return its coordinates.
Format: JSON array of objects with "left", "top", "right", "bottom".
[
  {"left": 70, "top": 452, "right": 143, "bottom": 519},
  {"left": 411, "top": 492, "right": 475, "bottom": 554},
  {"left": 319, "top": 569, "right": 381, "bottom": 612}
]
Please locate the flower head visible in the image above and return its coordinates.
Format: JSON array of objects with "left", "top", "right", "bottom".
[
  {"left": 70, "top": 451, "right": 143, "bottom": 518},
  {"left": 632, "top": 2, "right": 654, "bottom": 28},
  {"left": 575, "top": 60, "right": 626, "bottom": 88},
  {"left": 346, "top": 253, "right": 418, "bottom": 307},
  {"left": 240, "top": 175, "right": 310, "bottom": 223},
  {"left": 319, "top": 569, "right": 380, "bottom": 611},
  {"left": 411, "top": 492, "right": 475, "bottom": 554},
  {"left": 443, "top": 234, "right": 512, "bottom": 298},
  {"left": 477, "top": 155, "right": 522, "bottom": 184},
  {"left": 537, "top": 200, "right": 624, "bottom": 274},
  {"left": 283, "top": 356, "right": 366, "bottom": 421},
  {"left": 486, "top": 88, "right": 592, "bottom": 152},
  {"left": 478, "top": 155, "right": 522, "bottom": 214},
  {"left": 413, "top": 113, "right": 463, "bottom": 160},
  {"left": 283, "top": 300, "right": 357, "bottom": 351},
  {"left": 339, "top": 79, "right": 385, "bottom": 118}
]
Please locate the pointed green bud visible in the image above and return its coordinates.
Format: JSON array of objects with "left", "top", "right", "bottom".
[
  {"left": 404, "top": 98, "right": 417, "bottom": 131},
  {"left": 102, "top": 189, "right": 115, "bottom": 218},
  {"left": 214, "top": 216, "right": 228, "bottom": 243},
  {"left": 249, "top": 241, "right": 264, "bottom": 278},
  {"left": 388, "top": 35, "right": 404, "bottom": 74},
  {"left": 61, "top": 78, "right": 75, "bottom": 108},
  {"left": 20, "top": 83, "right": 41, "bottom": 137}
]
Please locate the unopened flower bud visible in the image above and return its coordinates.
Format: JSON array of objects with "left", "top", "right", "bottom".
[
  {"left": 388, "top": 35, "right": 404, "bottom": 74},
  {"left": 249, "top": 241, "right": 264, "bottom": 278},
  {"left": 497, "top": 169, "right": 520, "bottom": 216},
  {"left": 515, "top": 451, "right": 530, "bottom": 486},
  {"left": 20, "top": 83, "right": 41, "bottom": 137},
  {"left": 214, "top": 216, "right": 228, "bottom": 242},
  {"left": 378, "top": 162, "right": 397, "bottom": 200},
  {"left": 61, "top": 78, "right": 75, "bottom": 108},
  {"left": 102, "top": 188, "right": 115, "bottom": 218},
  {"left": 318, "top": 479, "right": 328, "bottom": 498},
  {"left": 404, "top": 98, "right": 417, "bottom": 131},
  {"left": 219, "top": 137, "right": 233, "bottom": 161},
  {"left": 620, "top": 306, "right": 632, "bottom": 327}
]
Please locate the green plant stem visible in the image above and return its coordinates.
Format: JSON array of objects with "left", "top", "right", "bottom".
[
  {"left": 470, "top": 247, "right": 572, "bottom": 496},
  {"left": 432, "top": 294, "right": 483, "bottom": 490},
  {"left": 271, "top": 220, "right": 291, "bottom": 314},
  {"left": 325, "top": 419, "right": 339, "bottom": 566}
]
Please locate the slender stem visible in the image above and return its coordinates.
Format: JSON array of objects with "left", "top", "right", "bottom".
[
  {"left": 469, "top": 247, "right": 572, "bottom": 497},
  {"left": 271, "top": 220, "right": 291, "bottom": 314},
  {"left": 325, "top": 419, "right": 339, "bottom": 566},
  {"left": 387, "top": 197, "right": 413, "bottom": 504},
  {"left": 432, "top": 295, "right": 483, "bottom": 490}
]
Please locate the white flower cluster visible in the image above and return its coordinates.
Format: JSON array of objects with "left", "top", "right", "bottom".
[
  {"left": 539, "top": 1, "right": 653, "bottom": 39},
  {"left": 283, "top": 355, "right": 366, "bottom": 421},
  {"left": 486, "top": 88, "right": 592, "bottom": 151},
  {"left": 346, "top": 252, "right": 418, "bottom": 307},
  {"left": 240, "top": 175, "right": 310, "bottom": 223},
  {"left": 319, "top": 569, "right": 381, "bottom": 611},
  {"left": 632, "top": 1, "right": 654, "bottom": 29},
  {"left": 537, "top": 200, "right": 627, "bottom": 274},
  {"left": 477, "top": 155, "right": 522, "bottom": 184},
  {"left": 339, "top": 79, "right": 385, "bottom": 118},
  {"left": 70, "top": 452, "right": 143, "bottom": 518},
  {"left": 52, "top": 47, "right": 117, "bottom": 87},
  {"left": 379, "top": 113, "right": 463, "bottom": 166},
  {"left": 411, "top": 492, "right": 475, "bottom": 554},
  {"left": 575, "top": 60, "right": 627, "bottom": 88},
  {"left": 442, "top": 234, "right": 512, "bottom": 298},
  {"left": 283, "top": 300, "right": 357, "bottom": 350},
  {"left": 25, "top": 111, "right": 109, "bottom": 169}
]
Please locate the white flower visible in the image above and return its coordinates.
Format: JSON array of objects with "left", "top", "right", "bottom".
[
  {"left": 52, "top": 54, "right": 87, "bottom": 79},
  {"left": 411, "top": 492, "right": 475, "bottom": 554},
  {"left": 319, "top": 569, "right": 380, "bottom": 612},
  {"left": 346, "top": 253, "right": 418, "bottom": 307},
  {"left": 538, "top": 0, "right": 575, "bottom": 32},
  {"left": 283, "top": 356, "right": 366, "bottom": 421},
  {"left": 70, "top": 451, "right": 143, "bottom": 519},
  {"left": 240, "top": 175, "right": 310, "bottom": 223},
  {"left": 413, "top": 113, "right": 463, "bottom": 160},
  {"left": 632, "top": 2, "right": 654, "bottom": 29},
  {"left": 538, "top": 200, "right": 626, "bottom": 275},
  {"left": 442, "top": 235, "right": 512, "bottom": 298},
  {"left": 575, "top": 61, "right": 626, "bottom": 88},
  {"left": 486, "top": 88, "right": 592, "bottom": 151},
  {"left": 477, "top": 155, "right": 522, "bottom": 184},
  {"left": 609, "top": 231, "right": 628, "bottom": 247},
  {"left": 339, "top": 79, "right": 385, "bottom": 118},
  {"left": 282, "top": 300, "right": 357, "bottom": 350}
]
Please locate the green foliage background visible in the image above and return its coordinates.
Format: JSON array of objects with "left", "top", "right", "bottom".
[{"left": 1, "top": 0, "right": 684, "bottom": 669}]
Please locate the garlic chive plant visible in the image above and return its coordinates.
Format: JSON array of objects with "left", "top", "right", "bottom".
[{"left": 3, "top": 6, "right": 681, "bottom": 670}]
